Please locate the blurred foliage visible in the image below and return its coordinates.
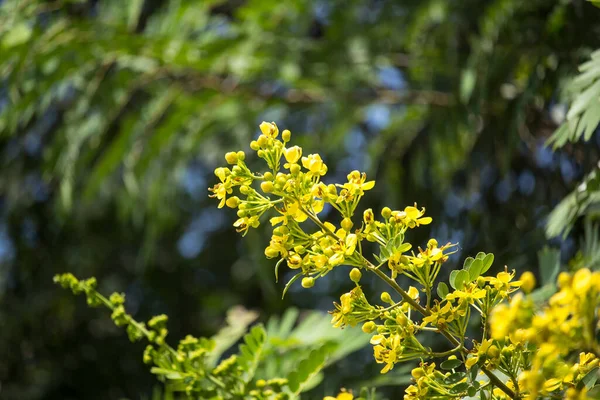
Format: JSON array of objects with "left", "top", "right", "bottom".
[{"left": 1, "top": 0, "right": 600, "bottom": 399}]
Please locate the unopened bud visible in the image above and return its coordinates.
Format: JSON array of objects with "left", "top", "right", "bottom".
[
  {"left": 381, "top": 291, "right": 392, "bottom": 304},
  {"left": 301, "top": 277, "right": 315, "bottom": 288},
  {"left": 225, "top": 196, "right": 240, "bottom": 208},
  {"left": 519, "top": 271, "right": 536, "bottom": 294},
  {"left": 362, "top": 321, "right": 376, "bottom": 333},
  {"left": 341, "top": 217, "right": 353, "bottom": 231},
  {"left": 225, "top": 152, "right": 238, "bottom": 164},
  {"left": 282, "top": 129, "right": 291, "bottom": 142},
  {"left": 349, "top": 268, "right": 362, "bottom": 283},
  {"left": 381, "top": 207, "right": 392, "bottom": 219},
  {"left": 261, "top": 181, "right": 274, "bottom": 193}
]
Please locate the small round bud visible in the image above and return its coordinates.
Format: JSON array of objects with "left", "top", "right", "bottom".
[
  {"left": 341, "top": 217, "right": 353, "bottom": 231},
  {"left": 289, "top": 164, "right": 301, "bottom": 175},
  {"left": 265, "top": 247, "right": 279, "bottom": 258},
  {"left": 294, "top": 245, "right": 306, "bottom": 254},
  {"left": 487, "top": 345, "right": 500, "bottom": 359},
  {"left": 380, "top": 291, "right": 392, "bottom": 304},
  {"left": 349, "top": 268, "right": 362, "bottom": 283},
  {"left": 282, "top": 129, "right": 291, "bottom": 142},
  {"left": 519, "top": 271, "right": 536, "bottom": 294},
  {"left": 257, "top": 149, "right": 265, "bottom": 158},
  {"left": 250, "top": 140, "right": 260, "bottom": 150},
  {"left": 236, "top": 151, "right": 245, "bottom": 161},
  {"left": 263, "top": 171, "right": 274, "bottom": 181},
  {"left": 362, "top": 321, "right": 376, "bottom": 333},
  {"left": 239, "top": 185, "right": 250, "bottom": 195},
  {"left": 427, "top": 238, "right": 438, "bottom": 249},
  {"left": 225, "top": 152, "right": 238, "bottom": 164},
  {"left": 501, "top": 346, "right": 512, "bottom": 357},
  {"left": 396, "top": 313, "right": 408, "bottom": 326},
  {"left": 557, "top": 271, "right": 571, "bottom": 289},
  {"left": 237, "top": 209, "right": 247, "bottom": 217},
  {"left": 476, "top": 276, "right": 486, "bottom": 288},
  {"left": 257, "top": 135, "right": 268, "bottom": 148},
  {"left": 256, "top": 379, "right": 266, "bottom": 388},
  {"left": 301, "top": 277, "right": 315, "bottom": 288},
  {"left": 381, "top": 207, "right": 392, "bottom": 219},
  {"left": 261, "top": 181, "right": 274, "bottom": 193},
  {"left": 225, "top": 196, "right": 240, "bottom": 208}
]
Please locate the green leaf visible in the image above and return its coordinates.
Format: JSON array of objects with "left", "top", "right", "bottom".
[
  {"left": 206, "top": 306, "right": 258, "bottom": 367},
  {"left": 466, "top": 258, "right": 483, "bottom": 281},
  {"left": 236, "top": 324, "right": 267, "bottom": 384},
  {"left": 437, "top": 282, "right": 449, "bottom": 298},
  {"left": 538, "top": 247, "right": 560, "bottom": 286},
  {"left": 451, "top": 270, "right": 470, "bottom": 290},
  {"left": 2, "top": 23, "right": 32, "bottom": 48},
  {"left": 462, "top": 257, "right": 474, "bottom": 270},
  {"left": 481, "top": 253, "right": 494, "bottom": 274},
  {"left": 460, "top": 68, "right": 476, "bottom": 104},
  {"left": 287, "top": 345, "right": 329, "bottom": 395},
  {"left": 581, "top": 367, "right": 599, "bottom": 390},
  {"left": 449, "top": 270, "right": 460, "bottom": 289},
  {"left": 440, "top": 358, "right": 462, "bottom": 370}
]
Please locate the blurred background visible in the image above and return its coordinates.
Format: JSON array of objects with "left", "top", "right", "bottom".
[{"left": 1, "top": 0, "right": 600, "bottom": 399}]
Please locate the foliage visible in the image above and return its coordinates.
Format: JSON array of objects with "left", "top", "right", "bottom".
[{"left": 54, "top": 272, "right": 370, "bottom": 399}]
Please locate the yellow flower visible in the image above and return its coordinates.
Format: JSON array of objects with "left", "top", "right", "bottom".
[
  {"left": 301, "top": 154, "right": 328, "bottom": 175},
  {"left": 519, "top": 271, "right": 536, "bottom": 293},
  {"left": 486, "top": 270, "right": 521, "bottom": 297},
  {"left": 259, "top": 121, "right": 279, "bottom": 138},
  {"left": 284, "top": 145, "right": 302, "bottom": 165},
  {"left": 445, "top": 283, "right": 486, "bottom": 305},
  {"left": 323, "top": 392, "right": 353, "bottom": 400},
  {"left": 392, "top": 204, "right": 432, "bottom": 228}
]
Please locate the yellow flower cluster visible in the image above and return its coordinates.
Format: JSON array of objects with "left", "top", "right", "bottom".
[
  {"left": 488, "top": 268, "right": 600, "bottom": 399},
  {"left": 212, "top": 123, "right": 600, "bottom": 400}
]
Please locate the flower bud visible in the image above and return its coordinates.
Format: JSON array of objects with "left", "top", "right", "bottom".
[
  {"left": 257, "top": 149, "right": 265, "bottom": 158},
  {"left": 341, "top": 217, "right": 353, "bottom": 231},
  {"left": 250, "top": 140, "right": 260, "bottom": 150},
  {"left": 261, "top": 181, "right": 274, "bottom": 193},
  {"left": 362, "top": 321, "right": 376, "bottom": 333},
  {"left": 349, "top": 268, "right": 362, "bottom": 283},
  {"left": 265, "top": 246, "right": 279, "bottom": 258},
  {"left": 290, "top": 164, "right": 301, "bottom": 175},
  {"left": 282, "top": 129, "right": 291, "bottom": 142},
  {"left": 263, "top": 171, "right": 274, "bottom": 181},
  {"left": 519, "top": 271, "right": 536, "bottom": 294},
  {"left": 225, "top": 151, "right": 238, "bottom": 164},
  {"left": 225, "top": 196, "right": 240, "bottom": 208},
  {"left": 381, "top": 207, "right": 392, "bottom": 219},
  {"left": 558, "top": 271, "right": 571, "bottom": 289},
  {"left": 487, "top": 345, "right": 500, "bottom": 359},
  {"left": 301, "top": 277, "right": 315, "bottom": 288},
  {"left": 427, "top": 238, "right": 438, "bottom": 249},
  {"left": 380, "top": 291, "right": 392, "bottom": 304},
  {"left": 240, "top": 185, "right": 250, "bottom": 195},
  {"left": 236, "top": 151, "right": 245, "bottom": 161},
  {"left": 396, "top": 313, "right": 408, "bottom": 326}
]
